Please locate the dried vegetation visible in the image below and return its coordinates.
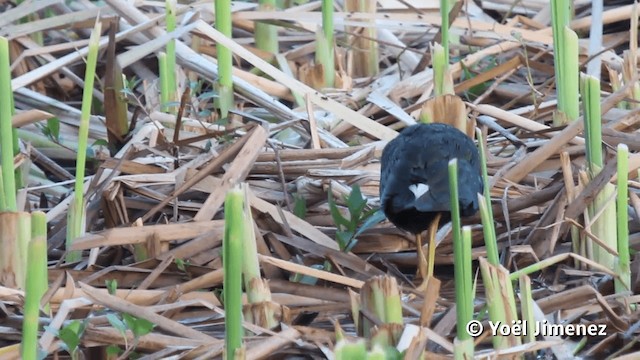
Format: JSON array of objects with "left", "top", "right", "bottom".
[{"left": 1, "top": 0, "right": 640, "bottom": 359}]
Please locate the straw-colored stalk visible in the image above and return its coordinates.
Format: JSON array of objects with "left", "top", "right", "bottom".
[
  {"left": 22, "top": 212, "right": 48, "bottom": 360},
  {"left": 165, "top": 0, "right": 178, "bottom": 111},
  {"left": 103, "top": 19, "right": 129, "bottom": 150},
  {"left": 478, "top": 257, "right": 508, "bottom": 349},
  {"left": 223, "top": 185, "right": 245, "bottom": 359},
  {"left": 66, "top": 20, "right": 101, "bottom": 262},
  {"left": 476, "top": 129, "right": 498, "bottom": 265},
  {"left": 480, "top": 257, "right": 522, "bottom": 349},
  {"left": 0, "top": 212, "right": 30, "bottom": 289},
  {"left": 615, "top": 144, "right": 630, "bottom": 293},
  {"left": 240, "top": 184, "right": 278, "bottom": 330},
  {"left": 0, "top": 37, "right": 17, "bottom": 212},
  {"left": 349, "top": 289, "right": 361, "bottom": 334},
  {"left": 315, "top": 29, "right": 332, "bottom": 90},
  {"left": 607, "top": 66, "right": 628, "bottom": 109},
  {"left": 622, "top": 50, "right": 640, "bottom": 109},
  {"left": 358, "top": 276, "right": 403, "bottom": 341},
  {"left": 431, "top": 43, "right": 454, "bottom": 97},
  {"left": 448, "top": 159, "right": 473, "bottom": 358},
  {"left": 215, "top": 0, "right": 234, "bottom": 118},
  {"left": 344, "top": 0, "right": 378, "bottom": 77},
  {"left": 622, "top": 2, "right": 640, "bottom": 108},
  {"left": 582, "top": 74, "right": 616, "bottom": 269},
  {"left": 242, "top": 185, "right": 260, "bottom": 292},
  {"left": 255, "top": 0, "right": 279, "bottom": 55},
  {"left": 518, "top": 275, "right": 536, "bottom": 344}
]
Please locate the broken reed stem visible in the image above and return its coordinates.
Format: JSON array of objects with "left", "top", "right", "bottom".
[
  {"left": 479, "top": 257, "right": 509, "bottom": 350},
  {"left": 0, "top": 212, "right": 30, "bottom": 289},
  {"left": 615, "top": 144, "right": 630, "bottom": 293}
]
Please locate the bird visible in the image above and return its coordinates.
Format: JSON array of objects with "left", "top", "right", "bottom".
[{"left": 380, "top": 121, "right": 483, "bottom": 283}]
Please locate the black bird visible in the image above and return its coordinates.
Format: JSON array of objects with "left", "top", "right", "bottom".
[{"left": 380, "top": 122, "right": 483, "bottom": 282}]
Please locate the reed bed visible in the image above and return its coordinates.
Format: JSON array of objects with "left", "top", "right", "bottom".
[{"left": 0, "top": 0, "right": 639, "bottom": 359}]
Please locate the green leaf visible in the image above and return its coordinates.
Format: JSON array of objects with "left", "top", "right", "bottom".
[
  {"left": 293, "top": 194, "right": 307, "bottom": 219},
  {"left": 354, "top": 209, "right": 386, "bottom": 238},
  {"left": 346, "top": 185, "right": 367, "bottom": 220},
  {"left": 105, "top": 279, "right": 118, "bottom": 295},
  {"left": 122, "top": 313, "right": 155, "bottom": 338},
  {"left": 344, "top": 238, "right": 358, "bottom": 253},
  {"left": 198, "top": 91, "right": 220, "bottom": 100},
  {"left": 58, "top": 320, "right": 84, "bottom": 353},
  {"left": 92, "top": 139, "right": 109, "bottom": 148},
  {"left": 336, "top": 230, "right": 354, "bottom": 251},
  {"left": 107, "top": 314, "right": 126, "bottom": 337},
  {"left": 175, "top": 258, "right": 188, "bottom": 272},
  {"left": 47, "top": 118, "right": 60, "bottom": 141},
  {"left": 328, "top": 186, "right": 350, "bottom": 230},
  {"left": 106, "top": 345, "right": 122, "bottom": 357}
]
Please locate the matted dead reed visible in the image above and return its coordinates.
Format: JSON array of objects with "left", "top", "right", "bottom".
[{"left": 0, "top": 0, "right": 639, "bottom": 359}]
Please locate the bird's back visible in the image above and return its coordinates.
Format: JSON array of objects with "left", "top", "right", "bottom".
[{"left": 380, "top": 123, "right": 483, "bottom": 234}]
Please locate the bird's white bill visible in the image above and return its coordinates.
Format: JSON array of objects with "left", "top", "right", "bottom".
[{"left": 408, "top": 183, "right": 430, "bottom": 198}]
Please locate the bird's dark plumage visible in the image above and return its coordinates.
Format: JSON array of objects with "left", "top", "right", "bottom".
[{"left": 380, "top": 123, "right": 483, "bottom": 234}]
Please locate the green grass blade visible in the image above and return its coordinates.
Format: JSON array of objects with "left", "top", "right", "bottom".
[
  {"left": 66, "top": 19, "right": 102, "bottom": 262},
  {"left": 0, "top": 37, "right": 17, "bottom": 211}
]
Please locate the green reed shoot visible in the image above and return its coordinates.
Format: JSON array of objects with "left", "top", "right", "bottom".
[
  {"left": 22, "top": 212, "right": 48, "bottom": 360},
  {"left": 0, "top": 37, "right": 16, "bottom": 211},
  {"left": 476, "top": 129, "right": 498, "bottom": 265},
  {"left": 448, "top": 159, "right": 474, "bottom": 358},
  {"left": 318, "top": 0, "right": 335, "bottom": 88},
  {"left": 158, "top": 52, "right": 170, "bottom": 112},
  {"left": 215, "top": 0, "right": 234, "bottom": 118},
  {"left": 551, "top": 0, "right": 579, "bottom": 125},
  {"left": 432, "top": 43, "right": 453, "bottom": 96},
  {"left": 440, "top": 0, "right": 451, "bottom": 65},
  {"left": 66, "top": 19, "right": 102, "bottom": 262},
  {"left": 255, "top": 0, "right": 279, "bottom": 54},
  {"left": 165, "top": 0, "right": 177, "bottom": 111},
  {"left": 223, "top": 185, "right": 245, "bottom": 359},
  {"left": 582, "top": 73, "right": 616, "bottom": 269}
]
